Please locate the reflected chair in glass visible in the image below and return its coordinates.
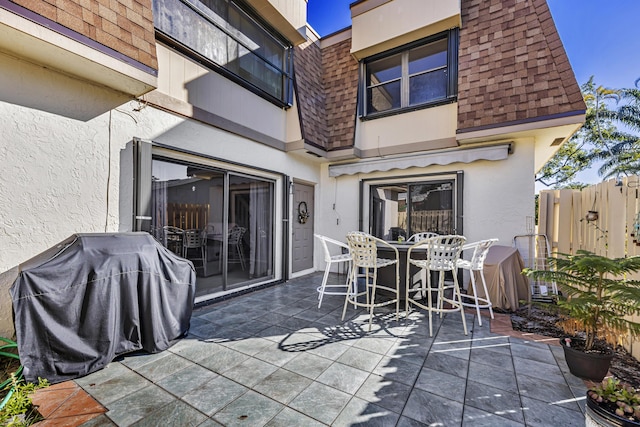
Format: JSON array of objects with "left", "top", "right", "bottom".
[
  {"left": 227, "top": 226, "right": 247, "bottom": 271},
  {"left": 407, "top": 232, "right": 439, "bottom": 242},
  {"left": 314, "top": 234, "right": 352, "bottom": 308},
  {"left": 183, "top": 229, "right": 207, "bottom": 276},
  {"left": 406, "top": 235, "right": 467, "bottom": 337},
  {"left": 162, "top": 226, "right": 184, "bottom": 255},
  {"left": 456, "top": 238, "right": 498, "bottom": 326},
  {"left": 342, "top": 231, "right": 400, "bottom": 331}
]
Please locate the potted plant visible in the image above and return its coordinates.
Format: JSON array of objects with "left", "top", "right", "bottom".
[
  {"left": 587, "top": 378, "right": 640, "bottom": 426},
  {"left": 525, "top": 250, "right": 640, "bottom": 382}
]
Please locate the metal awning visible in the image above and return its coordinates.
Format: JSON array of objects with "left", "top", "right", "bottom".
[{"left": 328, "top": 144, "right": 511, "bottom": 177}]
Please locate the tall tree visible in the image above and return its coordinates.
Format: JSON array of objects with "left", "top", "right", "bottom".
[
  {"left": 536, "top": 77, "right": 640, "bottom": 188},
  {"left": 591, "top": 81, "right": 640, "bottom": 179}
]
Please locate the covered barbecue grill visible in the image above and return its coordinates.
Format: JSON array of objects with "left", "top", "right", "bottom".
[{"left": 10, "top": 232, "right": 196, "bottom": 383}]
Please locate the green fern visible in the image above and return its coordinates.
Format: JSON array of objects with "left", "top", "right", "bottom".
[
  {"left": 524, "top": 250, "right": 640, "bottom": 351},
  {"left": 0, "top": 377, "right": 49, "bottom": 427}
]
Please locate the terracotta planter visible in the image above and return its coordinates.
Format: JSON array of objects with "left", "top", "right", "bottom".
[
  {"left": 586, "top": 394, "right": 640, "bottom": 427},
  {"left": 560, "top": 338, "right": 613, "bottom": 382}
]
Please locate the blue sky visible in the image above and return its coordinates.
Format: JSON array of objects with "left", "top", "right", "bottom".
[{"left": 306, "top": 0, "right": 640, "bottom": 185}]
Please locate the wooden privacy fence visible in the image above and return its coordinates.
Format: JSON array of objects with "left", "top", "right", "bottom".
[
  {"left": 398, "top": 209, "right": 454, "bottom": 234},
  {"left": 538, "top": 175, "right": 640, "bottom": 358},
  {"left": 166, "top": 203, "right": 210, "bottom": 230},
  {"left": 538, "top": 176, "right": 640, "bottom": 258}
]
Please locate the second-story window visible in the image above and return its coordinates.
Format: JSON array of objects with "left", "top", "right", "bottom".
[
  {"left": 363, "top": 29, "right": 458, "bottom": 117},
  {"left": 153, "top": 0, "right": 293, "bottom": 107}
]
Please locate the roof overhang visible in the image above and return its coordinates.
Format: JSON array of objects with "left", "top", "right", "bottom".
[
  {"left": 0, "top": 0, "right": 157, "bottom": 97},
  {"left": 457, "top": 111, "right": 586, "bottom": 173},
  {"left": 245, "top": 0, "right": 307, "bottom": 46}
]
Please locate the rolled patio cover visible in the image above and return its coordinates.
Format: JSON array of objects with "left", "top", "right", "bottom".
[{"left": 10, "top": 232, "right": 196, "bottom": 383}]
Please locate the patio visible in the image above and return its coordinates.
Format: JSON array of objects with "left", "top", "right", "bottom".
[{"left": 37, "top": 272, "right": 587, "bottom": 426}]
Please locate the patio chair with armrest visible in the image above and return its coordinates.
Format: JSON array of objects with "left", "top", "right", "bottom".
[
  {"left": 407, "top": 232, "right": 439, "bottom": 242},
  {"left": 162, "top": 226, "right": 184, "bottom": 255},
  {"left": 314, "top": 234, "right": 352, "bottom": 308},
  {"left": 406, "top": 234, "right": 467, "bottom": 337},
  {"left": 456, "top": 238, "right": 498, "bottom": 326},
  {"left": 183, "top": 228, "right": 207, "bottom": 276},
  {"left": 342, "top": 231, "right": 400, "bottom": 331},
  {"left": 227, "top": 226, "right": 247, "bottom": 271}
]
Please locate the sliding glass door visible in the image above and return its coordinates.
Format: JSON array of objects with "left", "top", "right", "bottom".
[
  {"left": 151, "top": 157, "right": 275, "bottom": 299},
  {"left": 368, "top": 174, "right": 461, "bottom": 241}
]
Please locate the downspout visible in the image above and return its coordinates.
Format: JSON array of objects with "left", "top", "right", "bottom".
[
  {"left": 358, "top": 179, "right": 364, "bottom": 232},
  {"left": 283, "top": 176, "right": 291, "bottom": 280}
]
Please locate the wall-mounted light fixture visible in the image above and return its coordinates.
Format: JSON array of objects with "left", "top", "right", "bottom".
[{"left": 585, "top": 210, "right": 599, "bottom": 222}]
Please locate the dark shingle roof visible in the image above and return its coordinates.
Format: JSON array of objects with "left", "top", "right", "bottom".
[
  {"left": 457, "top": 0, "right": 586, "bottom": 132},
  {"left": 295, "top": 0, "right": 586, "bottom": 151}
]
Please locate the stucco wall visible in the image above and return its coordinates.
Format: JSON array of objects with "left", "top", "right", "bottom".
[
  {"left": 0, "top": 58, "right": 125, "bottom": 272},
  {"left": 350, "top": 0, "right": 460, "bottom": 59},
  {"left": 154, "top": 44, "right": 291, "bottom": 143},
  {"left": 355, "top": 103, "right": 459, "bottom": 156},
  {"left": 0, "top": 50, "right": 322, "bottom": 338},
  {"left": 314, "top": 137, "right": 536, "bottom": 271}
]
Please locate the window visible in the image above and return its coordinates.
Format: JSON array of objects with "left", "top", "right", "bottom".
[
  {"left": 363, "top": 29, "right": 458, "bottom": 117},
  {"left": 363, "top": 173, "right": 463, "bottom": 240},
  {"left": 153, "top": 0, "right": 293, "bottom": 106}
]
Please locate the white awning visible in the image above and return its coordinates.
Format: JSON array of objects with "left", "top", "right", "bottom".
[{"left": 328, "top": 144, "right": 511, "bottom": 177}]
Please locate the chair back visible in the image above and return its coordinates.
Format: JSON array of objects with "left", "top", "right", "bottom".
[
  {"left": 346, "top": 231, "right": 378, "bottom": 269},
  {"left": 425, "top": 235, "right": 466, "bottom": 271},
  {"left": 466, "top": 238, "right": 498, "bottom": 270},
  {"left": 407, "top": 232, "right": 439, "bottom": 242},
  {"left": 162, "top": 226, "right": 184, "bottom": 247},
  {"left": 228, "top": 226, "right": 246, "bottom": 245},
  {"left": 183, "top": 229, "right": 203, "bottom": 248},
  {"left": 315, "top": 234, "right": 348, "bottom": 263}
]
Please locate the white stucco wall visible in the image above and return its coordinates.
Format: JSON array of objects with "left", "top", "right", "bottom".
[
  {"left": 0, "top": 50, "right": 321, "bottom": 338},
  {"left": 313, "top": 137, "right": 537, "bottom": 269},
  {"left": 356, "top": 104, "right": 458, "bottom": 154},
  {"left": 0, "top": 57, "right": 125, "bottom": 272},
  {"left": 350, "top": 0, "right": 460, "bottom": 59},
  {"left": 156, "top": 44, "right": 294, "bottom": 143},
  {"left": 460, "top": 139, "right": 536, "bottom": 244}
]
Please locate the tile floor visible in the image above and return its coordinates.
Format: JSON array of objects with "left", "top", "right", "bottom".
[{"left": 33, "top": 272, "right": 587, "bottom": 426}]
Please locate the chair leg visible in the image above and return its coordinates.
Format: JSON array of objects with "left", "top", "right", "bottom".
[
  {"left": 480, "top": 271, "right": 494, "bottom": 320},
  {"left": 427, "top": 270, "right": 434, "bottom": 337},
  {"left": 318, "top": 266, "right": 331, "bottom": 308},
  {"left": 453, "top": 275, "right": 468, "bottom": 336},
  {"left": 368, "top": 271, "right": 377, "bottom": 331},
  {"left": 202, "top": 245, "right": 207, "bottom": 276},
  {"left": 420, "top": 270, "right": 427, "bottom": 299},
  {"left": 437, "top": 272, "right": 446, "bottom": 318},
  {"left": 345, "top": 264, "right": 356, "bottom": 309},
  {"left": 342, "top": 268, "right": 357, "bottom": 321},
  {"left": 240, "top": 246, "right": 246, "bottom": 270},
  {"left": 236, "top": 244, "right": 246, "bottom": 271},
  {"left": 394, "top": 264, "right": 399, "bottom": 322},
  {"left": 469, "top": 273, "right": 483, "bottom": 326}
]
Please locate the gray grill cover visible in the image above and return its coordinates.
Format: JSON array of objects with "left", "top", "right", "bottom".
[{"left": 10, "top": 233, "right": 196, "bottom": 384}]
